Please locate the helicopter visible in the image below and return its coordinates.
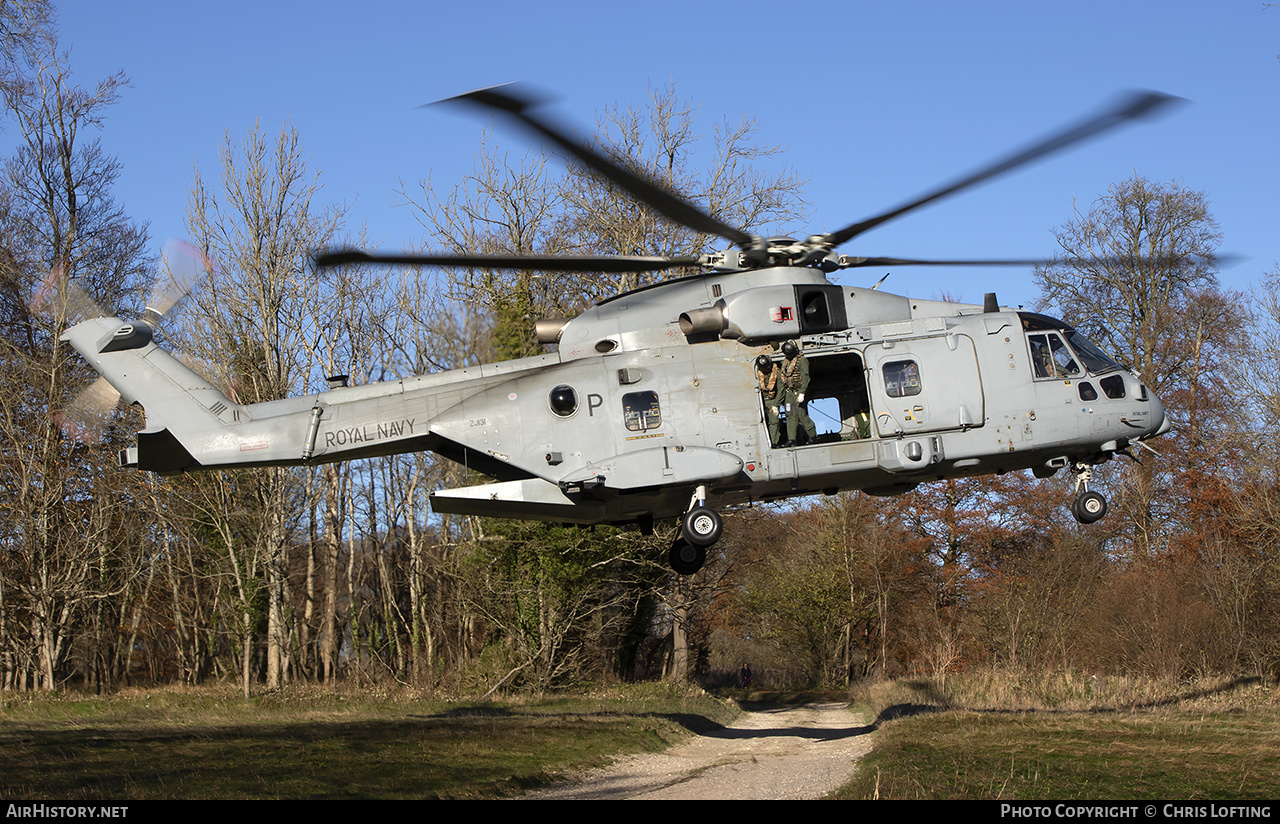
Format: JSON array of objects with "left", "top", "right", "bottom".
[{"left": 60, "top": 86, "right": 1176, "bottom": 574}]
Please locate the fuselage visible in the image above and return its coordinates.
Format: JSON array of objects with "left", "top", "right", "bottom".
[{"left": 62, "top": 266, "right": 1167, "bottom": 525}]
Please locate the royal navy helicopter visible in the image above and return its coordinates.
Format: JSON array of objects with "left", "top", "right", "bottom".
[{"left": 61, "top": 86, "right": 1176, "bottom": 574}]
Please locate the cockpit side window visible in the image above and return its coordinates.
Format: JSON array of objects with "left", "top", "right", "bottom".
[
  {"left": 1048, "top": 335, "right": 1080, "bottom": 376},
  {"left": 1029, "top": 334, "right": 1051, "bottom": 378},
  {"left": 1028, "top": 332, "right": 1080, "bottom": 379}
]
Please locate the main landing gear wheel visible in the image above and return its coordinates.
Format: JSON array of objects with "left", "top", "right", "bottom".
[
  {"left": 669, "top": 537, "right": 706, "bottom": 576},
  {"left": 682, "top": 506, "right": 723, "bottom": 547},
  {"left": 1073, "top": 490, "right": 1108, "bottom": 524}
]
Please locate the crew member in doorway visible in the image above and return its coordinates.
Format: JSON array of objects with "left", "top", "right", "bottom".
[
  {"left": 754, "top": 354, "right": 782, "bottom": 447},
  {"left": 779, "top": 339, "right": 816, "bottom": 446}
]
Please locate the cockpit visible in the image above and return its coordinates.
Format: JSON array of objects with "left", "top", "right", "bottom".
[
  {"left": 1020, "top": 313, "right": 1123, "bottom": 378},
  {"left": 1020, "top": 312, "right": 1141, "bottom": 402}
]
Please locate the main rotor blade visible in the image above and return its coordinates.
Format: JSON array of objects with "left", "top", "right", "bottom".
[
  {"left": 843, "top": 251, "right": 1232, "bottom": 270},
  {"left": 435, "top": 84, "right": 757, "bottom": 250},
  {"left": 315, "top": 249, "right": 701, "bottom": 274},
  {"left": 843, "top": 256, "right": 1049, "bottom": 268},
  {"left": 823, "top": 90, "right": 1183, "bottom": 248}
]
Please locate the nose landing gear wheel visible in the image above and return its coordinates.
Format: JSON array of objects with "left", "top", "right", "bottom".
[
  {"left": 1072, "top": 490, "right": 1108, "bottom": 524},
  {"left": 669, "top": 537, "right": 706, "bottom": 575},
  {"left": 682, "top": 506, "right": 723, "bottom": 547}
]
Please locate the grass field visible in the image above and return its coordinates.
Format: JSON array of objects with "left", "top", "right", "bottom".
[
  {"left": 0, "top": 683, "right": 738, "bottom": 800},
  {"left": 3, "top": 674, "right": 1277, "bottom": 800},
  {"left": 834, "top": 672, "right": 1280, "bottom": 800}
]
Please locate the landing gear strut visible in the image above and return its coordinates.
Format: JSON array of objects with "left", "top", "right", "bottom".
[
  {"left": 669, "top": 485, "right": 722, "bottom": 575},
  {"left": 1070, "top": 463, "right": 1108, "bottom": 524}
]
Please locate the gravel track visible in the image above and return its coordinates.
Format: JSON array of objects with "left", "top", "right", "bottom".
[{"left": 522, "top": 702, "right": 874, "bottom": 800}]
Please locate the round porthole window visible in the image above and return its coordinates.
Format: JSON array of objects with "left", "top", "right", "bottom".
[{"left": 548, "top": 384, "right": 578, "bottom": 417}]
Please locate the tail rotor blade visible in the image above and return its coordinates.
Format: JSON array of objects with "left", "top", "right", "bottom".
[
  {"left": 147, "top": 239, "right": 214, "bottom": 321},
  {"left": 55, "top": 376, "right": 122, "bottom": 442},
  {"left": 31, "top": 264, "right": 105, "bottom": 323}
]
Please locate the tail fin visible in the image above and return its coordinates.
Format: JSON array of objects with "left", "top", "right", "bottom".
[{"left": 61, "top": 317, "right": 238, "bottom": 473}]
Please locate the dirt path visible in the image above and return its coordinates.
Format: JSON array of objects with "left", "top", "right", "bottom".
[{"left": 522, "top": 702, "right": 874, "bottom": 800}]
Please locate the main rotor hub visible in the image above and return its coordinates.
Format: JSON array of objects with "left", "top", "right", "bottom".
[{"left": 705, "top": 236, "right": 841, "bottom": 272}]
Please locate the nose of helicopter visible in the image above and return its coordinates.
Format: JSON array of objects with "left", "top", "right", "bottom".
[{"left": 1144, "top": 389, "right": 1171, "bottom": 440}]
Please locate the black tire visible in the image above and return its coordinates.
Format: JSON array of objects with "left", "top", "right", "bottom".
[
  {"left": 669, "top": 537, "right": 706, "bottom": 575},
  {"left": 1074, "top": 490, "right": 1108, "bottom": 524},
  {"left": 682, "top": 506, "right": 723, "bottom": 547}
]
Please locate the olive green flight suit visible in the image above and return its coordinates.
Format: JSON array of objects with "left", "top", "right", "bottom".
[{"left": 779, "top": 343, "right": 816, "bottom": 444}]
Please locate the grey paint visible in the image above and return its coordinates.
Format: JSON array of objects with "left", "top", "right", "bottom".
[{"left": 62, "top": 268, "right": 1167, "bottom": 529}]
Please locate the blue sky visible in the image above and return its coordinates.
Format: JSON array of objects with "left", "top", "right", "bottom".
[{"left": 51, "top": 0, "right": 1279, "bottom": 310}]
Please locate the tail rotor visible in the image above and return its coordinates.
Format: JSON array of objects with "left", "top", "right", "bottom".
[{"left": 46, "top": 239, "right": 214, "bottom": 441}]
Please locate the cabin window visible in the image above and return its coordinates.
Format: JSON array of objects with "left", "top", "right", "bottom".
[
  {"left": 883, "top": 360, "right": 921, "bottom": 398},
  {"left": 622, "top": 391, "right": 661, "bottom": 432},
  {"left": 1078, "top": 382, "right": 1098, "bottom": 401},
  {"left": 548, "top": 385, "right": 578, "bottom": 417}
]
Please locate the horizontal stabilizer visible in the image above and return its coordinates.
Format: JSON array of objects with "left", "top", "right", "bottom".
[{"left": 430, "top": 478, "right": 606, "bottom": 523}]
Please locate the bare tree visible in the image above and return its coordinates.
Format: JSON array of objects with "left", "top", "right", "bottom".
[
  {"left": 1025, "top": 174, "right": 1274, "bottom": 678},
  {"left": 1036, "top": 176, "right": 1224, "bottom": 391},
  {"left": 0, "top": 31, "right": 149, "bottom": 690},
  {"left": 1241, "top": 267, "right": 1280, "bottom": 438},
  {"left": 400, "top": 83, "right": 810, "bottom": 356},
  {"left": 398, "top": 135, "right": 564, "bottom": 360},
  {"left": 0, "top": 1, "right": 53, "bottom": 85},
  {"left": 181, "top": 121, "right": 346, "bottom": 691},
  {"left": 1034, "top": 174, "right": 1238, "bottom": 555},
  {"left": 560, "top": 83, "right": 809, "bottom": 297}
]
